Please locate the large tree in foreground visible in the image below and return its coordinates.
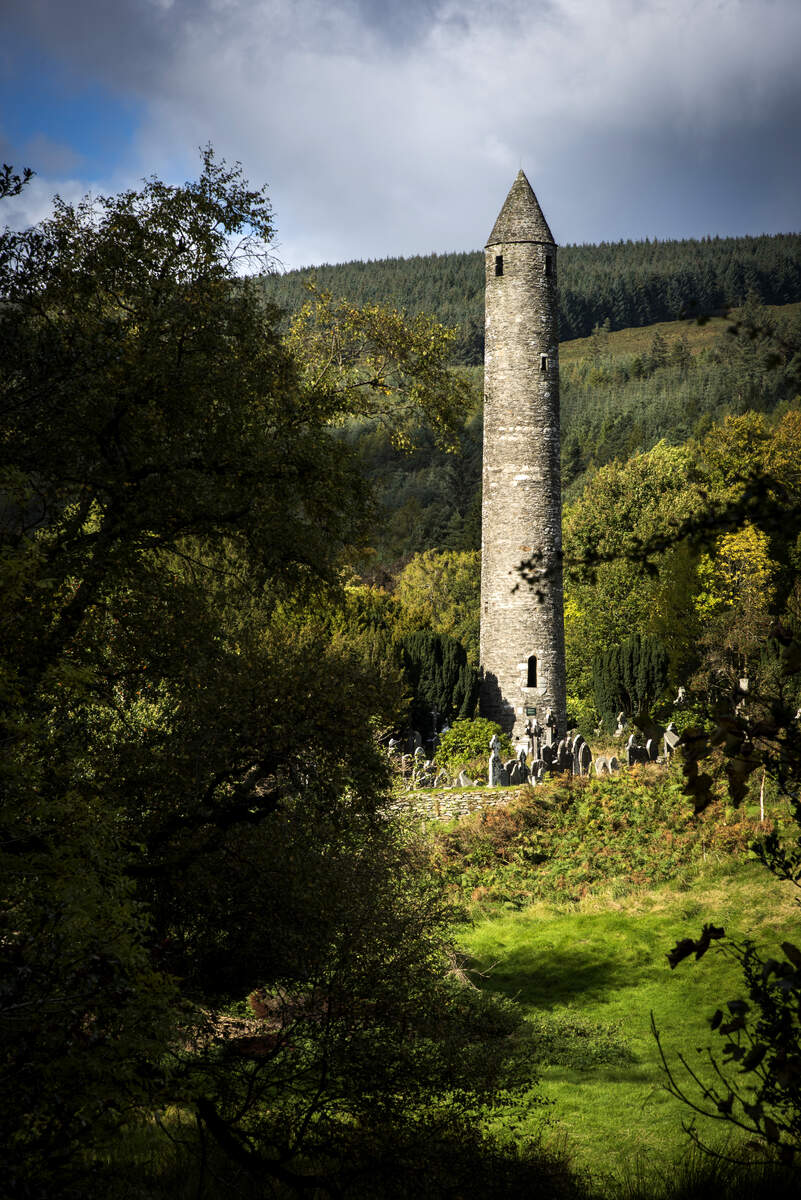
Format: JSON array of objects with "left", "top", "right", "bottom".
[{"left": 0, "top": 157, "right": 564, "bottom": 1198}]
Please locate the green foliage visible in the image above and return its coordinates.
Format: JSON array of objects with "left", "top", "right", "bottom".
[
  {"left": 560, "top": 300, "right": 801, "bottom": 496},
  {"left": 285, "top": 284, "right": 473, "bottom": 450},
  {"left": 1, "top": 798, "right": 176, "bottom": 1197},
  {"left": 394, "top": 548, "right": 481, "bottom": 663},
  {"left": 593, "top": 633, "right": 670, "bottom": 729},
  {"left": 564, "top": 403, "right": 801, "bottom": 723},
  {"left": 343, "top": 384, "right": 483, "bottom": 569},
  {"left": 396, "top": 629, "right": 480, "bottom": 732},
  {"left": 435, "top": 717, "right": 512, "bottom": 776},
  {"left": 658, "top": 933, "right": 801, "bottom": 1159},
  {"left": 2, "top": 155, "right": 536, "bottom": 1195},
  {"left": 563, "top": 441, "right": 704, "bottom": 708},
  {"left": 427, "top": 769, "right": 772, "bottom": 906},
  {"left": 657, "top": 622, "right": 801, "bottom": 1163},
  {"left": 259, "top": 235, "right": 801, "bottom": 356}
]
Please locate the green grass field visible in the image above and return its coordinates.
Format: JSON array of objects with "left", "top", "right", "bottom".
[
  {"left": 558, "top": 301, "right": 801, "bottom": 365},
  {"left": 459, "top": 860, "right": 800, "bottom": 1181}
]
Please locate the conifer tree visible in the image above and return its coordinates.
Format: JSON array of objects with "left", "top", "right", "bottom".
[
  {"left": 592, "top": 633, "right": 669, "bottom": 728},
  {"left": 397, "top": 630, "right": 479, "bottom": 732}
]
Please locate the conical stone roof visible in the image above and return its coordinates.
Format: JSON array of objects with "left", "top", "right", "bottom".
[{"left": 486, "top": 169, "right": 554, "bottom": 246}]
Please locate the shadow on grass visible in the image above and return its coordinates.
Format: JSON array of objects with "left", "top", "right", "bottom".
[
  {"left": 540, "top": 1064, "right": 653, "bottom": 1085},
  {"left": 607, "top": 1149, "right": 801, "bottom": 1200},
  {"left": 463, "top": 944, "right": 636, "bottom": 1008}
]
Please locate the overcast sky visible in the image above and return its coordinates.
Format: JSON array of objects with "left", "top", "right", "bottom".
[{"left": 2, "top": 0, "right": 800, "bottom": 268}]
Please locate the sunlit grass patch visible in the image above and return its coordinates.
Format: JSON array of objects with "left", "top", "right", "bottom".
[{"left": 458, "top": 860, "right": 800, "bottom": 1179}]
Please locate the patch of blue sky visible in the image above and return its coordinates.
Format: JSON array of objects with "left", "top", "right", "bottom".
[{"left": 1, "top": 40, "right": 142, "bottom": 179}]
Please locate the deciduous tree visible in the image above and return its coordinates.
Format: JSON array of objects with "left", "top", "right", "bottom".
[{"left": 2, "top": 154, "right": 530, "bottom": 1196}]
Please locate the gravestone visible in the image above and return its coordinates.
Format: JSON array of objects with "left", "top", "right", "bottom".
[
  {"left": 663, "top": 722, "right": 680, "bottom": 760},
  {"left": 488, "top": 741, "right": 504, "bottom": 786},
  {"left": 543, "top": 708, "right": 558, "bottom": 749},
  {"left": 509, "top": 747, "right": 529, "bottom": 786},
  {"left": 579, "top": 742, "right": 592, "bottom": 775},
  {"left": 571, "top": 734, "right": 587, "bottom": 774},
  {"left": 626, "top": 734, "right": 649, "bottom": 767},
  {"left": 525, "top": 715, "right": 543, "bottom": 759},
  {"left": 556, "top": 739, "right": 572, "bottom": 772}
]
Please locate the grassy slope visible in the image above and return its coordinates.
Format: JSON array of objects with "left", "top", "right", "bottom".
[
  {"left": 460, "top": 863, "right": 799, "bottom": 1177},
  {"left": 428, "top": 764, "right": 801, "bottom": 1182},
  {"left": 559, "top": 302, "right": 801, "bottom": 365}
]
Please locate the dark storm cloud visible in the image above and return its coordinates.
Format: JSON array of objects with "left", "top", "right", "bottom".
[
  {"left": 3, "top": 1, "right": 800, "bottom": 265},
  {"left": 1, "top": 0, "right": 220, "bottom": 94},
  {"left": 353, "top": 0, "right": 445, "bottom": 45}
]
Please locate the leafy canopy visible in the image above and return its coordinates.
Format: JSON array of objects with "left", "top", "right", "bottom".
[{"left": 1, "top": 154, "right": 538, "bottom": 1195}]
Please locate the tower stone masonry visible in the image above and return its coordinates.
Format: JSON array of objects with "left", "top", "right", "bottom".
[{"left": 479, "top": 170, "right": 567, "bottom": 742}]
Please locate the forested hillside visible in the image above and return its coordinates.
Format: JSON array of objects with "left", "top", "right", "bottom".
[
  {"left": 346, "top": 300, "right": 801, "bottom": 573},
  {"left": 260, "top": 233, "right": 801, "bottom": 358}
]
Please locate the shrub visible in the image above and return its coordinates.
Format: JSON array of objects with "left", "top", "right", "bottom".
[
  {"left": 427, "top": 768, "right": 778, "bottom": 905},
  {"left": 436, "top": 718, "right": 512, "bottom": 776}
]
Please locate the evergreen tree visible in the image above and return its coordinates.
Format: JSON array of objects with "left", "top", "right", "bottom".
[
  {"left": 397, "top": 630, "right": 479, "bottom": 732},
  {"left": 593, "top": 633, "right": 669, "bottom": 729}
]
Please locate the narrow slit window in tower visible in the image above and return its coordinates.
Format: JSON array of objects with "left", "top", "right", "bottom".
[
  {"left": 527, "top": 655, "right": 537, "bottom": 687},
  {"left": 540, "top": 354, "right": 548, "bottom": 371},
  {"left": 545, "top": 254, "right": 553, "bottom": 277},
  {"left": 495, "top": 255, "right": 503, "bottom": 276}
]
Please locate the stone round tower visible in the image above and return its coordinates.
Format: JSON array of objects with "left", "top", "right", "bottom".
[{"left": 479, "top": 170, "right": 566, "bottom": 742}]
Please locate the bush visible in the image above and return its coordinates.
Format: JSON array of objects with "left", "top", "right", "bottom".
[
  {"left": 427, "top": 768, "right": 776, "bottom": 905},
  {"left": 435, "top": 718, "right": 512, "bottom": 776},
  {"left": 566, "top": 692, "right": 599, "bottom": 739}
]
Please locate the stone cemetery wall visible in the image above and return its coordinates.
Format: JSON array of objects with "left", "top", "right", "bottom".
[{"left": 388, "top": 787, "right": 532, "bottom": 823}]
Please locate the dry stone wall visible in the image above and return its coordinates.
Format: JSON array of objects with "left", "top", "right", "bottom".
[{"left": 389, "top": 787, "right": 531, "bottom": 822}]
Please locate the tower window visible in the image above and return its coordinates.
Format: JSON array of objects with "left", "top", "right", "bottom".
[
  {"left": 494, "top": 255, "right": 503, "bottom": 276},
  {"left": 540, "top": 354, "right": 548, "bottom": 371},
  {"left": 545, "top": 254, "right": 553, "bottom": 277},
  {"left": 527, "top": 655, "right": 538, "bottom": 687}
]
